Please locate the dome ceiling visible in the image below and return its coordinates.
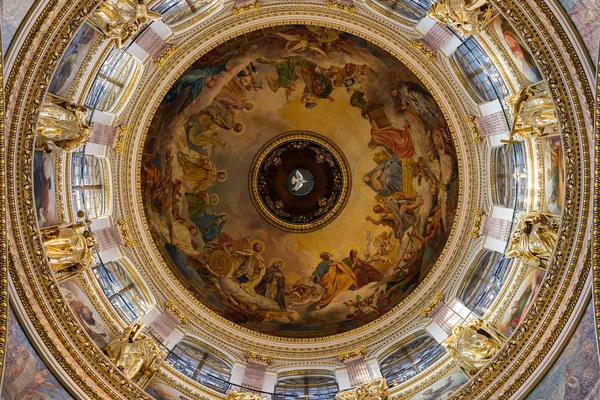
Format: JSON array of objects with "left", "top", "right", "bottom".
[{"left": 140, "top": 24, "right": 459, "bottom": 338}]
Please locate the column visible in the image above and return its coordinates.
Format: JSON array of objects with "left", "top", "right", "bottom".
[
  {"left": 94, "top": 226, "right": 125, "bottom": 251},
  {"left": 241, "top": 351, "right": 272, "bottom": 391},
  {"left": 483, "top": 206, "right": 515, "bottom": 253},
  {"left": 477, "top": 100, "right": 512, "bottom": 147},
  {"left": 145, "top": 300, "right": 190, "bottom": 349},
  {"left": 135, "top": 27, "right": 174, "bottom": 68},
  {"left": 339, "top": 346, "right": 372, "bottom": 387},
  {"left": 415, "top": 16, "right": 462, "bottom": 57}
]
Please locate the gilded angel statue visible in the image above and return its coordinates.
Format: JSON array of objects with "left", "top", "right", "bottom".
[
  {"left": 428, "top": 0, "right": 494, "bottom": 36},
  {"left": 36, "top": 94, "right": 92, "bottom": 153}
]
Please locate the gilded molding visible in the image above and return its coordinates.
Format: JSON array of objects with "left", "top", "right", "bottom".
[
  {"left": 232, "top": 1, "right": 261, "bottom": 16},
  {"left": 111, "top": 64, "right": 142, "bottom": 115},
  {"left": 419, "top": 292, "right": 444, "bottom": 317},
  {"left": 118, "top": 218, "right": 135, "bottom": 246},
  {"left": 165, "top": 299, "right": 191, "bottom": 323},
  {"left": 0, "top": 24, "right": 6, "bottom": 376},
  {"left": 467, "top": 116, "right": 481, "bottom": 144},
  {"left": 245, "top": 349, "right": 273, "bottom": 364},
  {"left": 114, "top": 125, "right": 129, "bottom": 154},
  {"left": 327, "top": 0, "right": 355, "bottom": 14},
  {"left": 53, "top": 152, "right": 67, "bottom": 223},
  {"left": 469, "top": 209, "right": 485, "bottom": 238},
  {"left": 338, "top": 345, "right": 366, "bottom": 361},
  {"left": 410, "top": 40, "right": 436, "bottom": 62},
  {"left": 277, "top": 369, "right": 335, "bottom": 378},
  {"left": 154, "top": 45, "right": 178, "bottom": 69}
]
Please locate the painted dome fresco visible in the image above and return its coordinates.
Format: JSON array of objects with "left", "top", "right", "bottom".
[{"left": 140, "top": 24, "right": 459, "bottom": 338}]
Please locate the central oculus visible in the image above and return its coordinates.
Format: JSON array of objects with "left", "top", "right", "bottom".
[
  {"left": 287, "top": 168, "right": 314, "bottom": 196},
  {"left": 249, "top": 131, "right": 351, "bottom": 233}
]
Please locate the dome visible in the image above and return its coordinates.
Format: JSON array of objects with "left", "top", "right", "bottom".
[{"left": 1, "top": 0, "right": 599, "bottom": 399}]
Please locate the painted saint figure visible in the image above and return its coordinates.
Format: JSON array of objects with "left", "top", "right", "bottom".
[
  {"left": 363, "top": 155, "right": 404, "bottom": 197},
  {"left": 231, "top": 242, "right": 267, "bottom": 297},
  {"left": 366, "top": 198, "right": 423, "bottom": 240},
  {"left": 165, "top": 65, "right": 227, "bottom": 102},
  {"left": 311, "top": 252, "right": 356, "bottom": 310},
  {"left": 256, "top": 260, "right": 287, "bottom": 311},
  {"left": 192, "top": 212, "right": 229, "bottom": 245},
  {"left": 341, "top": 250, "right": 383, "bottom": 289}
]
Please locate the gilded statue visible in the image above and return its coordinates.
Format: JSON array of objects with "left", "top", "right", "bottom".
[
  {"left": 104, "top": 321, "right": 164, "bottom": 383},
  {"left": 509, "top": 82, "right": 557, "bottom": 138},
  {"left": 36, "top": 94, "right": 92, "bottom": 152},
  {"left": 88, "top": 0, "right": 162, "bottom": 48},
  {"left": 336, "top": 378, "right": 389, "bottom": 400},
  {"left": 444, "top": 318, "right": 506, "bottom": 377},
  {"left": 40, "top": 219, "right": 97, "bottom": 282},
  {"left": 505, "top": 211, "right": 559, "bottom": 268},
  {"left": 428, "top": 0, "right": 494, "bottom": 36}
]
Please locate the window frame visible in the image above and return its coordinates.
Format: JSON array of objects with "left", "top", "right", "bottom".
[{"left": 71, "top": 153, "right": 105, "bottom": 219}]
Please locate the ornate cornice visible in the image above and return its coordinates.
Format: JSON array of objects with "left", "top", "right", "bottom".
[
  {"left": 419, "top": 292, "right": 444, "bottom": 317},
  {"left": 245, "top": 349, "right": 273, "bottom": 364},
  {"left": 165, "top": 299, "right": 191, "bottom": 323}
]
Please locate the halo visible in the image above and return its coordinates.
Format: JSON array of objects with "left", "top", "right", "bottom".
[
  {"left": 269, "top": 257, "right": 285, "bottom": 269},
  {"left": 346, "top": 244, "right": 360, "bottom": 256},
  {"left": 243, "top": 101, "right": 255, "bottom": 113},
  {"left": 232, "top": 121, "right": 245, "bottom": 136},
  {"left": 209, "top": 193, "right": 220, "bottom": 205},
  {"left": 216, "top": 169, "right": 228, "bottom": 182},
  {"left": 250, "top": 239, "right": 265, "bottom": 252}
]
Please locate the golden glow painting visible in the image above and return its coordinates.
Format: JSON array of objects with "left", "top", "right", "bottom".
[{"left": 141, "top": 25, "right": 460, "bottom": 337}]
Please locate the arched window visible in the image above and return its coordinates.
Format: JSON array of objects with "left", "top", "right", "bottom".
[
  {"left": 455, "top": 37, "right": 509, "bottom": 102},
  {"left": 93, "top": 260, "right": 149, "bottom": 323},
  {"left": 153, "top": 0, "right": 216, "bottom": 25},
  {"left": 380, "top": 336, "right": 445, "bottom": 388},
  {"left": 71, "top": 153, "right": 105, "bottom": 219},
  {"left": 166, "top": 340, "right": 232, "bottom": 393},
  {"left": 86, "top": 49, "right": 137, "bottom": 112},
  {"left": 494, "top": 142, "right": 527, "bottom": 210},
  {"left": 274, "top": 376, "right": 338, "bottom": 400},
  {"left": 373, "top": 0, "right": 432, "bottom": 20},
  {"left": 460, "top": 251, "right": 513, "bottom": 316}
]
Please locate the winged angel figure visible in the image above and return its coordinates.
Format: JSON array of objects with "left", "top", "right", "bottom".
[{"left": 275, "top": 32, "right": 330, "bottom": 59}]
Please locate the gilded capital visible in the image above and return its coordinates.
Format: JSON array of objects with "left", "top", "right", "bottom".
[
  {"left": 335, "top": 378, "right": 388, "bottom": 399},
  {"left": 427, "top": 0, "right": 494, "bottom": 37},
  {"left": 326, "top": 0, "right": 355, "bottom": 13},
  {"left": 420, "top": 292, "right": 444, "bottom": 317},
  {"left": 165, "top": 299, "right": 191, "bottom": 323},
  {"left": 114, "top": 125, "right": 129, "bottom": 154},
  {"left": 118, "top": 219, "right": 135, "bottom": 247},
  {"left": 232, "top": 0, "right": 261, "bottom": 16},
  {"left": 470, "top": 209, "right": 485, "bottom": 238},
  {"left": 338, "top": 345, "right": 366, "bottom": 361},
  {"left": 411, "top": 40, "right": 436, "bottom": 63},
  {"left": 245, "top": 349, "right": 273, "bottom": 364}
]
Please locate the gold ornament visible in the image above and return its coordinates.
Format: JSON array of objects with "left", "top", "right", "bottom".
[
  {"left": 427, "top": 0, "right": 494, "bottom": 37},
  {"left": 327, "top": 0, "right": 355, "bottom": 13},
  {"left": 103, "top": 321, "right": 164, "bottom": 384},
  {"left": 467, "top": 115, "right": 481, "bottom": 144},
  {"left": 420, "top": 292, "right": 445, "bottom": 317},
  {"left": 36, "top": 94, "right": 92, "bottom": 153},
  {"left": 411, "top": 40, "right": 436, "bottom": 63},
  {"left": 470, "top": 209, "right": 485, "bottom": 238},
  {"left": 165, "top": 299, "right": 191, "bottom": 323},
  {"left": 510, "top": 82, "right": 558, "bottom": 139},
  {"left": 232, "top": 1, "right": 261, "bottom": 16},
  {"left": 40, "top": 219, "right": 97, "bottom": 282},
  {"left": 154, "top": 45, "right": 178, "bottom": 70},
  {"left": 118, "top": 219, "right": 135, "bottom": 247},
  {"left": 505, "top": 211, "right": 559, "bottom": 268},
  {"left": 338, "top": 345, "right": 366, "bottom": 361},
  {"left": 443, "top": 318, "right": 506, "bottom": 377},
  {"left": 114, "top": 125, "right": 129, "bottom": 154},
  {"left": 227, "top": 390, "right": 268, "bottom": 400},
  {"left": 336, "top": 378, "right": 388, "bottom": 399},
  {"left": 245, "top": 349, "right": 272, "bottom": 364},
  {"left": 88, "top": 0, "right": 162, "bottom": 49}
]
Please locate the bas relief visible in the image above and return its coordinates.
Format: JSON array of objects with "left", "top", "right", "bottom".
[
  {"left": 2, "top": 307, "right": 74, "bottom": 400},
  {"left": 33, "top": 151, "right": 58, "bottom": 228},
  {"left": 141, "top": 25, "right": 459, "bottom": 338},
  {"left": 59, "top": 278, "right": 113, "bottom": 349},
  {"left": 409, "top": 369, "right": 468, "bottom": 400},
  {"left": 526, "top": 301, "right": 600, "bottom": 400},
  {"left": 498, "top": 266, "right": 545, "bottom": 336},
  {"left": 48, "top": 23, "right": 100, "bottom": 98}
]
